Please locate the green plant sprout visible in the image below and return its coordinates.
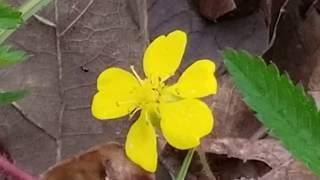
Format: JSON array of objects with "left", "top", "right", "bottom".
[
  {"left": 91, "top": 30, "right": 218, "bottom": 173},
  {"left": 223, "top": 49, "right": 320, "bottom": 177}
]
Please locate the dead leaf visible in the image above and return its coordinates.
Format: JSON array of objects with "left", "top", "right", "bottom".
[
  {"left": 263, "top": 0, "right": 320, "bottom": 86},
  {"left": 41, "top": 143, "right": 155, "bottom": 180},
  {"left": 194, "top": 0, "right": 263, "bottom": 22},
  {"left": 201, "top": 138, "right": 319, "bottom": 179},
  {"left": 201, "top": 138, "right": 290, "bottom": 167},
  {"left": 0, "top": 0, "right": 147, "bottom": 175},
  {"left": 259, "top": 161, "right": 319, "bottom": 180},
  {"left": 195, "top": 0, "right": 237, "bottom": 21}
]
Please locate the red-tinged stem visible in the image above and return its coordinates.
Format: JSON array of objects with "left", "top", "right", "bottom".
[{"left": 0, "top": 156, "right": 36, "bottom": 180}]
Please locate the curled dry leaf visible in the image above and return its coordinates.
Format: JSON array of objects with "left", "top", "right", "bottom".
[
  {"left": 201, "top": 138, "right": 319, "bottom": 179},
  {"left": 41, "top": 143, "right": 155, "bottom": 180},
  {"left": 201, "top": 138, "right": 291, "bottom": 168}
]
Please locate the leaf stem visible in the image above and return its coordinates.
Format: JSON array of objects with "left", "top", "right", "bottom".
[
  {"left": 176, "top": 148, "right": 195, "bottom": 180},
  {"left": 0, "top": 155, "right": 36, "bottom": 180}
]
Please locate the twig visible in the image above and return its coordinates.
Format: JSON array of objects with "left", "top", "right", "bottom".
[
  {"left": 197, "top": 148, "right": 217, "bottom": 180},
  {"left": 34, "top": 14, "right": 56, "bottom": 27},
  {"left": 250, "top": 126, "right": 269, "bottom": 141},
  {"left": 58, "top": 0, "right": 95, "bottom": 37},
  {"left": 0, "top": 155, "right": 36, "bottom": 180}
]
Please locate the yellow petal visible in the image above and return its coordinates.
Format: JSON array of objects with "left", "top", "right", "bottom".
[
  {"left": 160, "top": 99, "right": 214, "bottom": 149},
  {"left": 125, "top": 110, "right": 157, "bottom": 172},
  {"left": 91, "top": 92, "right": 138, "bottom": 119},
  {"left": 172, "top": 60, "right": 217, "bottom": 98},
  {"left": 92, "top": 68, "right": 140, "bottom": 119},
  {"left": 97, "top": 67, "right": 139, "bottom": 92},
  {"left": 143, "top": 30, "right": 187, "bottom": 80}
]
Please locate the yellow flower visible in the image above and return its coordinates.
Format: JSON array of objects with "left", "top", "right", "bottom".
[{"left": 91, "top": 30, "right": 218, "bottom": 172}]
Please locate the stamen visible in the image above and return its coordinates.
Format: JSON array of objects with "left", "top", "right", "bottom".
[
  {"left": 161, "top": 76, "right": 170, "bottom": 83},
  {"left": 130, "top": 65, "right": 143, "bottom": 84},
  {"left": 129, "top": 107, "right": 141, "bottom": 120}
]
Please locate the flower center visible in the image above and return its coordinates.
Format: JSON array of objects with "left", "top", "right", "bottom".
[
  {"left": 130, "top": 65, "right": 180, "bottom": 106},
  {"left": 139, "top": 78, "right": 162, "bottom": 104}
]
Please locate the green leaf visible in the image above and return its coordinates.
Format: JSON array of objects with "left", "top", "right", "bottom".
[
  {"left": 223, "top": 49, "right": 320, "bottom": 176},
  {"left": 0, "top": 2, "right": 22, "bottom": 29},
  {"left": 0, "top": 0, "right": 52, "bottom": 43},
  {"left": 0, "top": 90, "right": 29, "bottom": 105},
  {"left": 0, "top": 45, "right": 26, "bottom": 66}
]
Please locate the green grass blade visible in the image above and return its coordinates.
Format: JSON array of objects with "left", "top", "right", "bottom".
[
  {"left": 0, "top": 0, "right": 52, "bottom": 43},
  {"left": 0, "top": 90, "right": 29, "bottom": 105},
  {"left": 223, "top": 49, "right": 320, "bottom": 176}
]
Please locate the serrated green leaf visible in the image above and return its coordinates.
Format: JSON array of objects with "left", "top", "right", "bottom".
[
  {"left": 0, "top": 2, "right": 22, "bottom": 29},
  {"left": 223, "top": 49, "right": 320, "bottom": 176},
  {"left": 0, "top": 90, "right": 29, "bottom": 105},
  {"left": 0, "top": 45, "right": 26, "bottom": 66}
]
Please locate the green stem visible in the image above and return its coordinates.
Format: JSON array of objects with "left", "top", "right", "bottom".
[
  {"left": 0, "top": 0, "right": 52, "bottom": 43},
  {"left": 176, "top": 148, "right": 195, "bottom": 180}
]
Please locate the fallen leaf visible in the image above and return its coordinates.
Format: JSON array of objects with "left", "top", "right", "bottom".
[
  {"left": 201, "top": 138, "right": 319, "bottom": 179},
  {"left": 0, "top": 0, "right": 146, "bottom": 175},
  {"left": 41, "top": 143, "right": 155, "bottom": 180},
  {"left": 195, "top": 0, "right": 262, "bottom": 22},
  {"left": 195, "top": 0, "right": 237, "bottom": 21},
  {"left": 263, "top": 0, "right": 320, "bottom": 86},
  {"left": 259, "top": 161, "right": 319, "bottom": 180}
]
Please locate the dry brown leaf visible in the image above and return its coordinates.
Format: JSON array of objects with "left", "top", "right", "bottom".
[
  {"left": 201, "top": 138, "right": 319, "bottom": 179},
  {"left": 259, "top": 161, "right": 319, "bottom": 180},
  {"left": 0, "top": 0, "right": 146, "bottom": 175},
  {"left": 195, "top": 0, "right": 262, "bottom": 21},
  {"left": 209, "top": 75, "right": 261, "bottom": 139},
  {"left": 201, "top": 138, "right": 291, "bottom": 167},
  {"left": 195, "top": 0, "right": 237, "bottom": 21},
  {"left": 263, "top": 0, "right": 320, "bottom": 86},
  {"left": 41, "top": 143, "right": 155, "bottom": 180}
]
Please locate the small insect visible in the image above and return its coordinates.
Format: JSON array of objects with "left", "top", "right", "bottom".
[{"left": 80, "top": 66, "right": 89, "bottom": 72}]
